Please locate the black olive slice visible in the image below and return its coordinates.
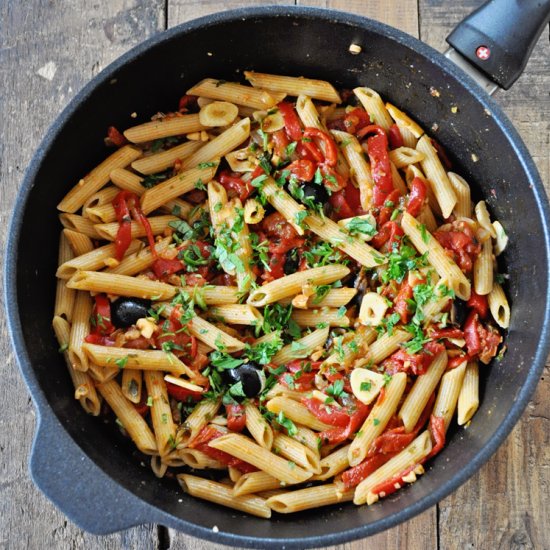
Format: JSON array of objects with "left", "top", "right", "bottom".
[{"left": 111, "top": 297, "right": 152, "bottom": 328}]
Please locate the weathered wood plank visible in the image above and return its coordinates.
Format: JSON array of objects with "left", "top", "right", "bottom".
[
  {"left": 419, "top": 2, "right": 550, "bottom": 549},
  {"left": 296, "top": 0, "right": 419, "bottom": 38},
  {"left": 0, "top": 1, "right": 164, "bottom": 549}
]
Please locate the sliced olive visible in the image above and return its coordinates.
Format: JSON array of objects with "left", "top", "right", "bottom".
[
  {"left": 301, "top": 183, "right": 329, "bottom": 206},
  {"left": 284, "top": 248, "right": 300, "bottom": 275},
  {"left": 222, "top": 361, "right": 265, "bottom": 398},
  {"left": 111, "top": 297, "right": 152, "bottom": 328},
  {"left": 351, "top": 268, "right": 369, "bottom": 309},
  {"left": 451, "top": 298, "right": 468, "bottom": 326}
]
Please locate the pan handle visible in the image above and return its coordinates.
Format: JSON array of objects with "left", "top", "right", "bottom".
[
  {"left": 446, "top": 0, "right": 550, "bottom": 90},
  {"left": 30, "top": 407, "right": 163, "bottom": 534}
]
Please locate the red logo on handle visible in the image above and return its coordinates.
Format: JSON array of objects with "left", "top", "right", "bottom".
[{"left": 476, "top": 46, "right": 491, "bottom": 60}]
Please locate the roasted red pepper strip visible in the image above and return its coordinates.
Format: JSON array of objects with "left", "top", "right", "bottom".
[
  {"left": 166, "top": 382, "right": 203, "bottom": 402},
  {"left": 406, "top": 177, "right": 427, "bottom": 217},
  {"left": 371, "top": 463, "right": 417, "bottom": 498},
  {"left": 429, "top": 327, "right": 464, "bottom": 340},
  {"left": 463, "top": 311, "right": 502, "bottom": 363},
  {"left": 393, "top": 281, "right": 414, "bottom": 323},
  {"left": 219, "top": 171, "right": 254, "bottom": 202},
  {"left": 358, "top": 125, "right": 394, "bottom": 206},
  {"left": 113, "top": 191, "right": 156, "bottom": 260},
  {"left": 370, "top": 221, "right": 403, "bottom": 250},
  {"left": 388, "top": 124, "right": 404, "bottom": 149},
  {"left": 426, "top": 414, "right": 446, "bottom": 459},
  {"left": 383, "top": 341, "right": 446, "bottom": 376},
  {"left": 447, "top": 355, "right": 468, "bottom": 370},
  {"left": 287, "top": 159, "right": 315, "bottom": 182},
  {"left": 113, "top": 192, "right": 133, "bottom": 260},
  {"left": 344, "top": 107, "right": 371, "bottom": 134},
  {"left": 152, "top": 258, "right": 184, "bottom": 278},
  {"left": 178, "top": 94, "right": 198, "bottom": 112},
  {"left": 318, "top": 400, "right": 370, "bottom": 446},
  {"left": 303, "top": 127, "right": 338, "bottom": 167},
  {"left": 342, "top": 452, "right": 398, "bottom": 489},
  {"left": 190, "top": 426, "right": 257, "bottom": 473},
  {"left": 329, "top": 180, "right": 361, "bottom": 219},
  {"left": 300, "top": 140, "right": 324, "bottom": 163},
  {"left": 91, "top": 294, "right": 114, "bottom": 335},
  {"left": 463, "top": 311, "right": 482, "bottom": 356},
  {"left": 226, "top": 404, "right": 247, "bottom": 432},
  {"left": 302, "top": 398, "right": 350, "bottom": 427},
  {"left": 106, "top": 126, "right": 127, "bottom": 147},
  {"left": 272, "top": 129, "right": 290, "bottom": 158},
  {"left": 376, "top": 189, "right": 402, "bottom": 226},
  {"left": 278, "top": 102, "right": 302, "bottom": 141},
  {"left": 467, "top": 291, "right": 489, "bottom": 319}
]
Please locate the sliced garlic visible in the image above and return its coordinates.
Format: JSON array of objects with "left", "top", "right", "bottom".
[
  {"left": 136, "top": 317, "right": 157, "bottom": 339},
  {"left": 261, "top": 110, "right": 285, "bottom": 133},
  {"left": 358, "top": 292, "right": 388, "bottom": 326},
  {"left": 350, "top": 367, "right": 385, "bottom": 404},
  {"left": 226, "top": 146, "right": 255, "bottom": 172},
  {"left": 475, "top": 201, "right": 496, "bottom": 238},
  {"left": 199, "top": 101, "right": 239, "bottom": 127},
  {"left": 164, "top": 374, "right": 204, "bottom": 393},
  {"left": 492, "top": 220, "right": 508, "bottom": 255}
]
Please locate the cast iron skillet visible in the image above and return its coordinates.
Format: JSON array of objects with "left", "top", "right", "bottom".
[{"left": 4, "top": 2, "right": 550, "bottom": 548}]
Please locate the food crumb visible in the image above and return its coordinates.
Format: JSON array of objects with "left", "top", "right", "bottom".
[
  {"left": 207, "top": 52, "right": 213, "bottom": 56},
  {"left": 430, "top": 86, "right": 440, "bottom": 97},
  {"left": 431, "top": 122, "right": 439, "bottom": 132},
  {"left": 130, "top": 112, "right": 137, "bottom": 118},
  {"left": 348, "top": 43, "right": 362, "bottom": 55},
  {"left": 212, "top": 526, "right": 219, "bottom": 533},
  {"left": 471, "top": 153, "right": 479, "bottom": 162},
  {"left": 451, "top": 105, "right": 458, "bottom": 113}
]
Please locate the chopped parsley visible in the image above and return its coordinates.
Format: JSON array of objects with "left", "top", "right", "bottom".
[
  {"left": 198, "top": 161, "right": 218, "bottom": 169},
  {"left": 276, "top": 411, "right": 298, "bottom": 436},
  {"left": 346, "top": 217, "right": 377, "bottom": 237},
  {"left": 360, "top": 381, "right": 372, "bottom": 392},
  {"left": 115, "top": 356, "right": 128, "bottom": 369},
  {"left": 381, "top": 243, "right": 428, "bottom": 284}
]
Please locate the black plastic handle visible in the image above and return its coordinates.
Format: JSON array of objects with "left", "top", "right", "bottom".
[
  {"left": 447, "top": 0, "right": 550, "bottom": 90},
  {"left": 30, "top": 408, "right": 161, "bottom": 535}
]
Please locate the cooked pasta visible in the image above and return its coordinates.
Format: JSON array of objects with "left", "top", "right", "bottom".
[{"left": 52, "top": 73, "right": 509, "bottom": 516}]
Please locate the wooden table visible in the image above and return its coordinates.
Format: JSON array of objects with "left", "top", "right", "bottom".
[{"left": 1, "top": 1, "right": 548, "bottom": 548}]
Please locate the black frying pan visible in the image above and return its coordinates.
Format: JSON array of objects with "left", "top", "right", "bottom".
[{"left": 4, "top": 2, "right": 550, "bottom": 548}]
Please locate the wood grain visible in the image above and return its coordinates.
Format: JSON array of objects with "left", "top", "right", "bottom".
[
  {"left": 0, "top": 1, "right": 164, "bottom": 549},
  {"left": 0, "top": 0, "right": 548, "bottom": 549}
]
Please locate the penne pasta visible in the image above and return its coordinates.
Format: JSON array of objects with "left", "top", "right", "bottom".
[
  {"left": 401, "top": 212, "right": 471, "bottom": 300},
  {"left": 97, "top": 380, "right": 157, "bottom": 455},
  {"left": 187, "top": 79, "right": 286, "bottom": 110},
  {"left": 58, "top": 145, "right": 142, "bottom": 213},
  {"left": 244, "top": 71, "right": 341, "bottom": 103},
  {"left": 67, "top": 270, "right": 176, "bottom": 300},
  {"left": 247, "top": 266, "right": 349, "bottom": 307},
  {"left": 124, "top": 114, "right": 205, "bottom": 143},
  {"left": 131, "top": 140, "right": 203, "bottom": 174},
  {"left": 208, "top": 433, "right": 313, "bottom": 484},
  {"left": 266, "top": 484, "right": 353, "bottom": 513},
  {"left": 457, "top": 361, "right": 480, "bottom": 425},
  {"left": 178, "top": 474, "right": 271, "bottom": 518}
]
